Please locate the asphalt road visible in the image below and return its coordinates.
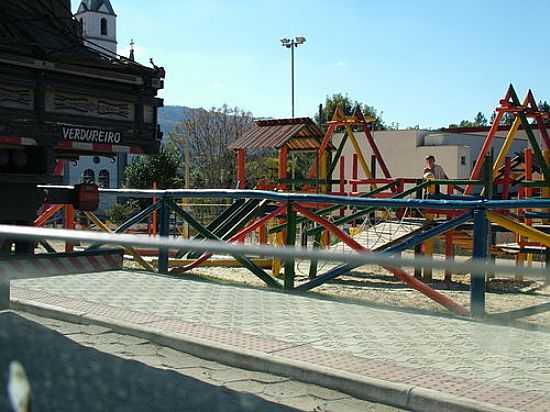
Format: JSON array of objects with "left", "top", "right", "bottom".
[{"left": 0, "top": 312, "right": 301, "bottom": 412}]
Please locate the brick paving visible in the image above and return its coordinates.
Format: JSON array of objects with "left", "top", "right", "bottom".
[
  {"left": 7, "top": 311, "right": 398, "bottom": 412},
  {"left": 11, "top": 270, "right": 550, "bottom": 411}
]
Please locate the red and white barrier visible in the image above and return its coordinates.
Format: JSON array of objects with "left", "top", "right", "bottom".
[{"left": 0, "top": 249, "right": 123, "bottom": 278}]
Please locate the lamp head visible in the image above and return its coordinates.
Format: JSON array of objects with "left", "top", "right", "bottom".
[{"left": 295, "top": 36, "right": 306, "bottom": 44}]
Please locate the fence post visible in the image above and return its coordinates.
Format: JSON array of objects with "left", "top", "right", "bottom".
[
  {"left": 482, "top": 155, "right": 496, "bottom": 279},
  {"left": 471, "top": 207, "right": 488, "bottom": 317},
  {"left": 64, "top": 204, "right": 75, "bottom": 252},
  {"left": 158, "top": 196, "right": 170, "bottom": 274},
  {"left": 284, "top": 202, "right": 296, "bottom": 289}
]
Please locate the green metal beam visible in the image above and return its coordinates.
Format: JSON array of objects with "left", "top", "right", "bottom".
[
  {"left": 167, "top": 199, "right": 281, "bottom": 289},
  {"left": 284, "top": 202, "right": 297, "bottom": 289},
  {"left": 509, "top": 87, "right": 550, "bottom": 187},
  {"left": 328, "top": 133, "right": 349, "bottom": 177}
]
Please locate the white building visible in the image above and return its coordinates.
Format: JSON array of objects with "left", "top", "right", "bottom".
[
  {"left": 64, "top": 0, "right": 124, "bottom": 214},
  {"left": 75, "top": 0, "right": 117, "bottom": 55},
  {"left": 331, "top": 126, "right": 541, "bottom": 193}
]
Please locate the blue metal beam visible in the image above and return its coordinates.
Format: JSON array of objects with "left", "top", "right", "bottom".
[
  {"left": 384, "top": 212, "right": 473, "bottom": 254},
  {"left": 471, "top": 208, "right": 488, "bottom": 318},
  {"left": 40, "top": 186, "right": 550, "bottom": 211},
  {"left": 158, "top": 197, "right": 170, "bottom": 274}
]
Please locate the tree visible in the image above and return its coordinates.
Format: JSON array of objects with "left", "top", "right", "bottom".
[
  {"left": 315, "top": 93, "right": 386, "bottom": 130},
  {"left": 170, "top": 105, "right": 254, "bottom": 188},
  {"left": 473, "top": 112, "right": 488, "bottom": 127},
  {"left": 448, "top": 112, "right": 488, "bottom": 128},
  {"left": 124, "top": 148, "right": 180, "bottom": 189}
]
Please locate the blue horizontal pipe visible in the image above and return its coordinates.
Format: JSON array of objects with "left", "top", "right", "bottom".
[{"left": 39, "top": 186, "right": 550, "bottom": 211}]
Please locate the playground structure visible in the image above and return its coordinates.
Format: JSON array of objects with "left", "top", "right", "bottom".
[{"left": 29, "top": 85, "right": 550, "bottom": 320}]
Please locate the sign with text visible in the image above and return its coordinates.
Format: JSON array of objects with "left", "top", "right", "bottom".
[{"left": 62, "top": 126, "right": 123, "bottom": 144}]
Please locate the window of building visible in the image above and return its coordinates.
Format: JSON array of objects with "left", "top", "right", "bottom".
[
  {"left": 100, "top": 18, "right": 108, "bottom": 36},
  {"left": 98, "top": 169, "right": 110, "bottom": 188},
  {"left": 460, "top": 156, "right": 466, "bottom": 166},
  {"left": 82, "top": 169, "right": 95, "bottom": 184}
]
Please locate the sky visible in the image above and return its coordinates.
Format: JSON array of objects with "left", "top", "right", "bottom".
[{"left": 74, "top": 0, "right": 550, "bottom": 129}]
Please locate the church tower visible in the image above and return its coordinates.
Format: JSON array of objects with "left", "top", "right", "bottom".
[{"left": 75, "top": 0, "right": 117, "bottom": 55}]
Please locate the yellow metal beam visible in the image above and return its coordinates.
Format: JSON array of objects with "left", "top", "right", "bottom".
[
  {"left": 493, "top": 116, "right": 521, "bottom": 178},
  {"left": 487, "top": 211, "right": 550, "bottom": 248},
  {"left": 319, "top": 151, "right": 328, "bottom": 194},
  {"left": 84, "top": 212, "right": 155, "bottom": 272},
  {"left": 155, "top": 258, "right": 273, "bottom": 269},
  {"left": 345, "top": 125, "right": 372, "bottom": 179}
]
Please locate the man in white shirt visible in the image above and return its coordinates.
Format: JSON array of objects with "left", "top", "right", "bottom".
[{"left": 425, "top": 155, "right": 448, "bottom": 179}]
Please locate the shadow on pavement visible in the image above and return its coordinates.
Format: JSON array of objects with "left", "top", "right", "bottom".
[{"left": 0, "top": 312, "right": 299, "bottom": 412}]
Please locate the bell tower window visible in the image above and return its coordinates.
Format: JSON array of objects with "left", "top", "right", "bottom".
[{"left": 100, "top": 18, "right": 108, "bottom": 36}]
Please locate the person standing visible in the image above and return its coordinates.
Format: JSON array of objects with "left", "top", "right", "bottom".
[{"left": 425, "top": 155, "right": 448, "bottom": 179}]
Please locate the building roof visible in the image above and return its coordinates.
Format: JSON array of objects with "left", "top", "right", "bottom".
[
  {"left": 0, "top": 1, "right": 156, "bottom": 76},
  {"left": 77, "top": 0, "right": 115, "bottom": 15},
  {"left": 229, "top": 118, "right": 327, "bottom": 151}
]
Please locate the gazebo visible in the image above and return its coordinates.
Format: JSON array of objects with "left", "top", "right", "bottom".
[{"left": 229, "top": 117, "right": 327, "bottom": 190}]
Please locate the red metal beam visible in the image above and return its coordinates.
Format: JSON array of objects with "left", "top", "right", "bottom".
[
  {"left": 278, "top": 146, "right": 288, "bottom": 190},
  {"left": 237, "top": 149, "right": 246, "bottom": 189},
  {"left": 363, "top": 125, "right": 392, "bottom": 180},
  {"left": 34, "top": 204, "right": 64, "bottom": 227},
  {"left": 465, "top": 109, "right": 506, "bottom": 195}
]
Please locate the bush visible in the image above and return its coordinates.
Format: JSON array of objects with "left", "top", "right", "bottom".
[
  {"left": 125, "top": 148, "right": 180, "bottom": 189},
  {"left": 108, "top": 200, "right": 140, "bottom": 225}
]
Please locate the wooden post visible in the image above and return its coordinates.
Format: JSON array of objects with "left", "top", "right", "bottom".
[
  {"left": 237, "top": 149, "right": 246, "bottom": 189},
  {"left": 525, "top": 148, "right": 534, "bottom": 272},
  {"left": 482, "top": 156, "right": 495, "bottom": 279},
  {"left": 278, "top": 146, "right": 288, "bottom": 191},
  {"left": 152, "top": 180, "right": 158, "bottom": 236},
  {"left": 471, "top": 208, "right": 488, "bottom": 318},
  {"left": 64, "top": 204, "right": 74, "bottom": 252},
  {"left": 339, "top": 156, "right": 345, "bottom": 217},
  {"left": 444, "top": 184, "right": 454, "bottom": 283},
  {"left": 284, "top": 202, "right": 296, "bottom": 289},
  {"left": 502, "top": 157, "right": 511, "bottom": 199},
  {"left": 352, "top": 154, "right": 358, "bottom": 193}
]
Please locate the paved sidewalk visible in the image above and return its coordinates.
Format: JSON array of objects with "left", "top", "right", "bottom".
[
  {"left": 5, "top": 311, "right": 399, "bottom": 412},
  {"left": 10, "top": 270, "right": 550, "bottom": 411}
]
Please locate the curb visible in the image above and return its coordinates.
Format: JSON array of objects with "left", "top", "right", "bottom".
[{"left": 11, "top": 299, "right": 518, "bottom": 412}]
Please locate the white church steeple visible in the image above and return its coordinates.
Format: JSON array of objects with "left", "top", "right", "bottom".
[{"left": 75, "top": 0, "right": 117, "bottom": 55}]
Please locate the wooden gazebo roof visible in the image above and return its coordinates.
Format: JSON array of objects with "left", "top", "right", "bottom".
[{"left": 229, "top": 118, "right": 327, "bottom": 151}]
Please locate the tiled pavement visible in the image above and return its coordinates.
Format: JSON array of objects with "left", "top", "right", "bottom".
[
  {"left": 12, "top": 311, "right": 400, "bottom": 412},
  {"left": 11, "top": 270, "right": 550, "bottom": 411}
]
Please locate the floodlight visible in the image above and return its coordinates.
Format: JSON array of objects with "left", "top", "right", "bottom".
[{"left": 295, "top": 36, "right": 306, "bottom": 44}]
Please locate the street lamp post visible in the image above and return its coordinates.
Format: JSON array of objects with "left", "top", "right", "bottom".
[{"left": 280, "top": 36, "right": 306, "bottom": 118}]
